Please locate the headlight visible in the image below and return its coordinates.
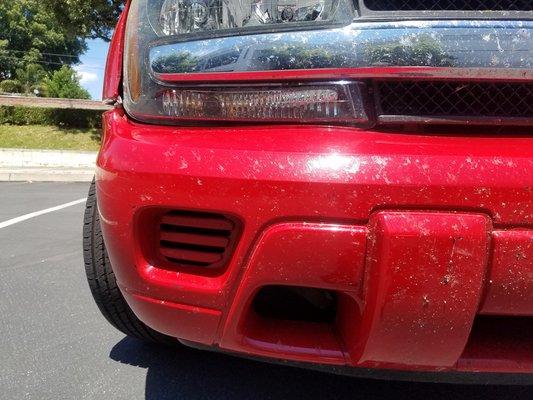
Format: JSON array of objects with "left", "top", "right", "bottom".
[
  {"left": 155, "top": 0, "right": 354, "bottom": 36},
  {"left": 123, "top": 0, "right": 371, "bottom": 126}
]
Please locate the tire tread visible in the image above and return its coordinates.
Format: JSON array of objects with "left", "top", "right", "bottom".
[{"left": 83, "top": 179, "right": 174, "bottom": 344}]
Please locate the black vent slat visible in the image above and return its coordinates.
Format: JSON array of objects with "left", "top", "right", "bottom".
[
  {"left": 161, "top": 223, "right": 231, "bottom": 237},
  {"left": 161, "top": 214, "right": 234, "bottom": 231},
  {"left": 160, "top": 246, "right": 224, "bottom": 264},
  {"left": 158, "top": 210, "right": 239, "bottom": 269},
  {"left": 160, "top": 240, "right": 225, "bottom": 253},
  {"left": 160, "top": 231, "right": 229, "bottom": 248},
  {"left": 376, "top": 81, "right": 533, "bottom": 118},
  {"left": 364, "top": 0, "right": 533, "bottom": 11},
  {"left": 165, "top": 257, "right": 212, "bottom": 267}
]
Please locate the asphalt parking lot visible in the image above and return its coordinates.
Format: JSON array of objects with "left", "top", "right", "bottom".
[{"left": 1, "top": 181, "right": 532, "bottom": 399}]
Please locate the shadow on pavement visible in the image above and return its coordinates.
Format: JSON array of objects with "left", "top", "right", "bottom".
[{"left": 110, "top": 337, "right": 532, "bottom": 400}]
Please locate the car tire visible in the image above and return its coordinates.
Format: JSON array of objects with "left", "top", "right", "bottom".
[{"left": 83, "top": 179, "right": 175, "bottom": 344}]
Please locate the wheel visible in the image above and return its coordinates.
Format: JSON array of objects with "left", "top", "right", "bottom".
[{"left": 83, "top": 179, "right": 175, "bottom": 344}]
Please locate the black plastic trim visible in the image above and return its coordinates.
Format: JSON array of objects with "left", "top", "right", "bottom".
[{"left": 179, "top": 339, "right": 533, "bottom": 385}]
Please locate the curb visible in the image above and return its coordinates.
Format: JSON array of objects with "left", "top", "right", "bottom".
[
  {"left": 0, "top": 148, "right": 97, "bottom": 168},
  {"left": 0, "top": 148, "right": 96, "bottom": 182},
  {"left": 0, "top": 167, "right": 94, "bottom": 182}
]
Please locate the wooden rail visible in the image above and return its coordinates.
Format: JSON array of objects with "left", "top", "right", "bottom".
[{"left": 0, "top": 95, "right": 112, "bottom": 111}]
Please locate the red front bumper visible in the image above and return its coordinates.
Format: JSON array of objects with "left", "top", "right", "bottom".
[{"left": 96, "top": 108, "right": 533, "bottom": 377}]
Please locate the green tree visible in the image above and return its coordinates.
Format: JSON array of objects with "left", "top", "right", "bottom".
[
  {"left": 0, "top": 0, "right": 87, "bottom": 80},
  {"left": 16, "top": 63, "right": 48, "bottom": 94},
  {"left": 42, "top": 65, "right": 91, "bottom": 99},
  {"left": 0, "top": 79, "right": 23, "bottom": 94},
  {"left": 41, "top": 0, "right": 125, "bottom": 41},
  {"left": 0, "top": 0, "right": 125, "bottom": 94}
]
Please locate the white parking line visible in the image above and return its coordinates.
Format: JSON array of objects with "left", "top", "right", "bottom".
[{"left": 0, "top": 198, "right": 87, "bottom": 229}]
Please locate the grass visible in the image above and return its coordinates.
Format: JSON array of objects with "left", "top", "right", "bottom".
[{"left": 0, "top": 124, "right": 101, "bottom": 151}]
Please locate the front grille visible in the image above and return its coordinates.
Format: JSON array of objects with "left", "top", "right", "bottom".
[
  {"left": 363, "top": 0, "right": 533, "bottom": 11},
  {"left": 374, "top": 81, "right": 533, "bottom": 120},
  {"left": 158, "top": 210, "right": 240, "bottom": 268}
]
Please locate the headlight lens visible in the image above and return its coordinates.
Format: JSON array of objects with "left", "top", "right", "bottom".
[
  {"left": 156, "top": 0, "right": 354, "bottom": 36},
  {"left": 159, "top": 84, "right": 368, "bottom": 123}
]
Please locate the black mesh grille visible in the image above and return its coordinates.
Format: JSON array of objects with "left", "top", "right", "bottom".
[
  {"left": 375, "top": 81, "right": 533, "bottom": 118},
  {"left": 364, "top": 0, "right": 533, "bottom": 11}
]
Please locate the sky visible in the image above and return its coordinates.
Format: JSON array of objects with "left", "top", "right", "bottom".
[{"left": 74, "top": 39, "right": 110, "bottom": 100}]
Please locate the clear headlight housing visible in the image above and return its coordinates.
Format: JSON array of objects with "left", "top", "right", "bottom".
[
  {"left": 123, "top": 0, "right": 369, "bottom": 125},
  {"left": 153, "top": 0, "right": 354, "bottom": 36}
]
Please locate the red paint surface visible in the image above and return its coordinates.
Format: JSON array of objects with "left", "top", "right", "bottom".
[
  {"left": 221, "top": 223, "right": 367, "bottom": 364},
  {"left": 96, "top": 107, "right": 533, "bottom": 375},
  {"left": 481, "top": 230, "right": 533, "bottom": 316},
  {"left": 102, "top": 2, "right": 130, "bottom": 102},
  {"left": 356, "top": 212, "right": 490, "bottom": 368},
  {"left": 123, "top": 289, "right": 221, "bottom": 344}
]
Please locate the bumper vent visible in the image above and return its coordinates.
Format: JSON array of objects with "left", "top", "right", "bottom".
[
  {"left": 159, "top": 210, "right": 240, "bottom": 268},
  {"left": 363, "top": 0, "right": 533, "bottom": 11},
  {"left": 374, "top": 81, "right": 533, "bottom": 122}
]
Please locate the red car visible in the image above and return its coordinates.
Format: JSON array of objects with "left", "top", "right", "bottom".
[{"left": 84, "top": 0, "right": 533, "bottom": 384}]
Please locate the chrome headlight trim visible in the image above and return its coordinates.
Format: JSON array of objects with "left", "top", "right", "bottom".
[{"left": 148, "top": 20, "right": 533, "bottom": 80}]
